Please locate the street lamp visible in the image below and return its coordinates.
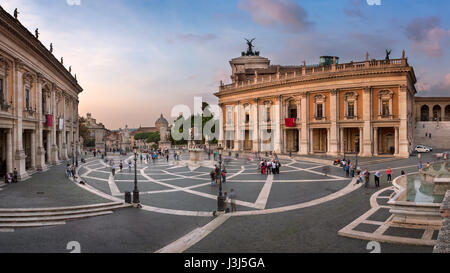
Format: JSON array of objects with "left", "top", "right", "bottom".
[
  {"left": 355, "top": 137, "right": 360, "bottom": 172},
  {"left": 217, "top": 144, "right": 225, "bottom": 212},
  {"left": 75, "top": 142, "right": 78, "bottom": 167},
  {"left": 132, "top": 145, "right": 140, "bottom": 204}
]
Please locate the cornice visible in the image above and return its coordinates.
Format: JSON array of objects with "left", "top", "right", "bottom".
[
  {"left": 0, "top": 6, "right": 83, "bottom": 93},
  {"left": 215, "top": 66, "right": 415, "bottom": 98}
]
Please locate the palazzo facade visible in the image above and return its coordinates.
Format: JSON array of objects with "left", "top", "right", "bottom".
[
  {"left": 0, "top": 6, "right": 82, "bottom": 180},
  {"left": 215, "top": 50, "right": 417, "bottom": 158}
]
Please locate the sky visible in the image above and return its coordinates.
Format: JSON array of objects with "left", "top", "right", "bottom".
[{"left": 0, "top": 0, "right": 449, "bottom": 129}]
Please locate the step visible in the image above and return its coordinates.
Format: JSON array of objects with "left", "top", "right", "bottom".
[
  {"left": 0, "top": 201, "right": 125, "bottom": 213},
  {"left": 0, "top": 204, "right": 132, "bottom": 218},
  {"left": 0, "top": 211, "right": 114, "bottom": 223},
  {"left": 0, "top": 221, "right": 66, "bottom": 228}
]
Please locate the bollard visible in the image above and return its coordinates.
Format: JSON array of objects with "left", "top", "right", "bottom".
[{"left": 125, "top": 191, "right": 131, "bottom": 204}]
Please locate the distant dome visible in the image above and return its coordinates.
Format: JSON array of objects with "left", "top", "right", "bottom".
[{"left": 155, "top": 114, "right": 169, "bottom": 129}]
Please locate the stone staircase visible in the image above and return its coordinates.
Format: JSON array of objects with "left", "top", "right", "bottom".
[
  {"left": 415, "top": 121, "right": 450, "bottom": 149},
  {"left": 0, "top": 201, "right": 131, "bottom": 229}
]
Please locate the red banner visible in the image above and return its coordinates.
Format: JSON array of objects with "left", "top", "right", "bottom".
[
  {"left": 285, "top": 118, "right": 296, "bottom": 127},
  {"left": 46, "top": 114, "right": 53, "bottom": 127}
]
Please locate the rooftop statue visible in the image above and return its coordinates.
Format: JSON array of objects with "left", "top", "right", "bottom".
[
  {"left": 14, "top": 8, "right": 19, "bottom": 20},
  {"left": 50, "top": 43, "right": 53, "bottom": 53},
  {"left": 243, "top": 38, "right": 259, "bottom": 56},
  {"left": 385, "top": 49, "right": 391, "bottom": 61}
]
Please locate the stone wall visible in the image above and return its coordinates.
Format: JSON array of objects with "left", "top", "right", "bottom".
[
  {"left": 414, "top": 122, "right": 450, "bottom": 149},
  {"left": 433, "top": 190, "right": 450, "bottom": 253}
]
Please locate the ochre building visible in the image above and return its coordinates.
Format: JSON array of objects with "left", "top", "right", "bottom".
[
  {"left": 215, "top": 50, "right": 418, "bottom": 158},
  {"left": 0, "top": 6, "right": 82, "bottom": 180}
]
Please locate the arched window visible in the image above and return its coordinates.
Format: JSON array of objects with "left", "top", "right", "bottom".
[
  {"left": 420, "top": 105, "right": 429, "bottom": 121},
  {"left": 433, "top": 105, "right": 442, "bottom": 121},
  {"left": 445, "top": 105, "right": 450, "bottom": 121}
]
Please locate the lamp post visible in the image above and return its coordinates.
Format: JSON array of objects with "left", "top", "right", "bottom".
[
  {"left": 355, "top": 137, "right": 360, "bottom": 172},
  {"left": 217, "top": 144, "right": 225, "bottom": 212},
  {"left": 75, "top": 142, "right": 78, "bottom": 167},
  {"left": 132, "top": 145, "right": 140, "bottom": 204},
  {"left": 72, "top": 142, "right": 75, "bottom": 165}
]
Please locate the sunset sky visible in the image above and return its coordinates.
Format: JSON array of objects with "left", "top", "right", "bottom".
[{"left": 1, "top": 0, "right": 449, "bottom": 129}]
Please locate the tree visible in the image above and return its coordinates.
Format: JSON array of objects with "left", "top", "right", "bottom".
[{"left": 79, "top": 116, "right": 89, "bottom": 143}]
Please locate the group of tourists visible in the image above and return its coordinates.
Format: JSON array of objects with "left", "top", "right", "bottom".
[
  {"left": 354, "top": 167, "right": 399, "bottom": 189},
  {"left": 3, "top": 168, "right": 18, "bottom": 184},
  {"left": 210, "top": 164, "right": 227, "bottom": 186},
  {"left": 66, "top": 163, "right": 76, "bottom": 178},
  {"left": 258, "top": 159, "right": 281, "bottom": 175}
]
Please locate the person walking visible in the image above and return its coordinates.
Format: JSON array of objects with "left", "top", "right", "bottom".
[
  {"left": 119, "top": 161, "right": 123, "bottom": 172},
  {"left": 364, "top": 169, "right": 370, "bottom": 188},
  {"left": 418, "top": 161, "right": 423, "bottom": 173},
  {"left": 210, "top": 169, "right": 216, "bottom": 186},
  {"left": 374, "top": 171, "right": 381, "bottom": 188},
  {"left": 386, "top": 167, "right": 393, "bottom": 183},
  {"left": 229, "top": 188, "right": 237, "bottom": 212},
  {"left": 350, "top": 163, "right": 355, "bottom": 177},
  {"left": 166, "top": 153, "right": 169, "bottom": 162},
  {"left": 345, "top": 163, "right": 350, "bottom": 177},
  {"left": 13, "top": 168, "right": 18, "bottom": 183},
  {"left": 111, "top": 163, "right": 116, "bottom": 177},
  {"left": 221, "top": 166, "right": 227, "bottom": 184}
]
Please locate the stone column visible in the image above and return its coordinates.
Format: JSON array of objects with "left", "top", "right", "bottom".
[
  {"left": 329, "top": 89, "right": 339, "bottom": 156},
  {"left": 299, "top": 93, "right": 309, "bottom": 154},
  {"left": 13, "top": 60, "right": 28, "bottom": 180},
  {"left": 273, "top": 96, "right": 282, "bottom": 153},
  {"left": 340, "top": 128, "right": 345, "bottom": 155},
  {"left": 50, "top": 87, "right": 59, "bottom": 163},
  {"left": 373, "top": 127, "right": 379, "bottom": 156},
  {"left": 35, "top": 74, "right": 46, "bottom": 171},
  {"left": 6, "top": 128, "right": 13, "bottom": 174},
  {"left": 359, "top": 127, "right": 364, "bottom": 156},
  {"left": 252, "top": 99, "right": 260, "bottom": 152},
  {"left": 309, "top": 128, "right": 314, "bottom": 154},
  {"left": 234, "top": 102, "right": 241, "bottom": 151},
  {"left": 218, "top": 103, "right": 224, "bottom": 148},
  {"left": 30, "top": 130, "right": 36, "bottom": 169},
  {"left": 394, "top": 127, "right": 399, "bottom": 156},
  {"left": 62, "top": 95, "right": 68, "bottom": 159},
  {"left": 398, "top": 85, "right": 410, "bottom": 157},
  {"left": 362, "top": 87, "right": 373, "bottom": 156}
]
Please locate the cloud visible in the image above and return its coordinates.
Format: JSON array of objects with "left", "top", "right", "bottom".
[
  {"left": 66, "top": 0, "right": 81, "bottom": 6},
  {"left": 344, "top": 0, "right": 365, "bottom": 18},
  {"left": 166, "top": 33, "right": 218, "bottom": 44},
  {"left": 238, "top": 0, "right": 313, "bottom": 32},
  {"left": 405, "top": 16, "right": 450, "bottom": 57},
  {"left": 417, "top": 73, "right": 450, "bottom": 97}
]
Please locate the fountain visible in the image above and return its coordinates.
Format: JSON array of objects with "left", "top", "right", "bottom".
[
  {"left": 177, "top": 129, "right": 214, "bottom": 171},
  {"left": 388, "top": 162, "right": 450, "bottom": 227}
]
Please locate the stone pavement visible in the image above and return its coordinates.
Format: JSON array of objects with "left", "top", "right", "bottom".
[
  {"left": 0, "top": 157, "right": 110, "bottom": 208},
  {"left": 0, "top": 151, "right": 439, "bottom": 252}
]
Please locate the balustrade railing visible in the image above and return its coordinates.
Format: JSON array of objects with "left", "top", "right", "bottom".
[{"left": 220, "top": 58, "right": 407, "bottom": 91}]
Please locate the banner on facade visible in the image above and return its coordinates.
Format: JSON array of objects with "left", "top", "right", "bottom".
[
  {"left": 46, "top": 114, "right": 53, "bottom": 127},
  {"left": 59, "top": 118, "right": 64, "bottom": 130},
  {"left": 285, "top": 118, "right": 296, "bottom": 127}
]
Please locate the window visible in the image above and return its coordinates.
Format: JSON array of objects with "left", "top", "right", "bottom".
[
  {"left": 0, "top": 78, "right": 3, "bottom": 104},
  {"left": 267, "top": 106, "right": 271, "bottom": 122},
  {"left": 316, "top": 104, "right": 323, "bottom": 119},
  {"left": 382, "top": 100, "right": 389, "bottom": 116},
  {"left": 42, "top": 93, "right": 46, "bottom": 114},
  {"left": 245, "top": 112, "right": 250, "bottom": 123},
  {"left": 288, "top": 100, "right": 297, "bottom": 119},
  {"left": 313, "top": 94, "right": 326, "bottom": 120},
  {"left": 378, "top": 90, "right": 394, "bottom": 118},
  {"left": 25, "top": 88, "right": 30, "bottom": 110},
  {"left": 347, "top": 101, "right": 355, "bottom": 117}
]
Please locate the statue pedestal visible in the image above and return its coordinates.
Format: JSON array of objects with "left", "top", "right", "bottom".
[
  {"left": 177, "top": 148, "right": 214, "bottom": 171},
  {"left": 158, "top": 141, "right": 172, "bottom": 150},
  {"left": 189, "top": 149, "right": 203, "bottom": 163}
]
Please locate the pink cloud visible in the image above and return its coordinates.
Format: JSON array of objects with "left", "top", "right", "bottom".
[
  {"left": 238, "top": 0, "right": 312, "bottom": 32},
  {"left": 405, "top": 16, "right": 450, "bottom": 57}
]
